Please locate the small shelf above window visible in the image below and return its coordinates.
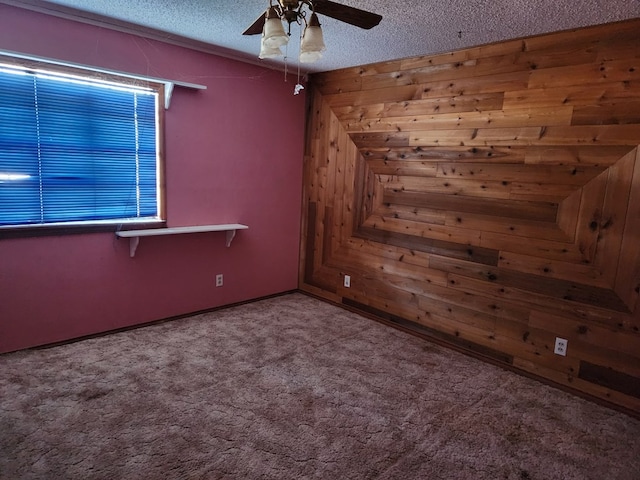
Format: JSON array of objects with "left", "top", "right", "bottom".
[{"left": 116, "top": 224, "right": 248, "bottom": 257}]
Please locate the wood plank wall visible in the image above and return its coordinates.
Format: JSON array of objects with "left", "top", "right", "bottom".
[{"left": 299, "top": 18, "right": 640, "bottom": 414}]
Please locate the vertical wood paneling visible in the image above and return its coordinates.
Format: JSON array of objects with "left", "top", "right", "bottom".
[{"left": 300, "top": 19, "right": 640, "bottom": 414}]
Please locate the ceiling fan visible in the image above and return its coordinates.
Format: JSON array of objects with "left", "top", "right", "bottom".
[
  {"left": 242, "top": 0, "right": 383, "bottom": 37},
  {"left": 243, "top": 1, "right": 382, "bottom": 65}
]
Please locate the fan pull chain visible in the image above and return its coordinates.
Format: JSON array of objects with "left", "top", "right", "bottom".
[
  {"left": 294, "top": 28, "right": 305, "bottom": 95},
  {"left": 283, "top": 41, "right": 289, "bottom": 81}
]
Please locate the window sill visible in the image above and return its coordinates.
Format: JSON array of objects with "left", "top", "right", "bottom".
[{"left": 0, "top": 222, "right": 166, "bottom": 240}]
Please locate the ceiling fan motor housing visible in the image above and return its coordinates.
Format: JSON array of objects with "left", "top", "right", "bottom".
[
  {"left": 279, "top": 0, "right": 304, "bottom": 9},
  {"left": 277, "top": 0, "right": 308, "bottom": 26}
]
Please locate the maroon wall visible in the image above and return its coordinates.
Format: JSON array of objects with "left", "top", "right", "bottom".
[{"left": 0, "top": 4, "right": 306, "bottom": 353}]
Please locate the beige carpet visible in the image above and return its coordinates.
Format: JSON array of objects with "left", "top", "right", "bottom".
[{"left": 1, "top": 293, "right": 638, "bottom": 479}]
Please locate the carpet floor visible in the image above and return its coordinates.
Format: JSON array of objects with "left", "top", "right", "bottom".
[{"left": 1, "top": 293, "right": 639, "bottom": 479}]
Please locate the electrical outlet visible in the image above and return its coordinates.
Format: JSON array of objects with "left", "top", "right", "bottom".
[
  {"left": 344, "top": 275, "right": 351, "bottom": 288},
  {"left": 215, "top": 274, "right": 223, "bottom": 287},
  {"left": 554, "top": 337, "right": 568, "bottom": 356}
]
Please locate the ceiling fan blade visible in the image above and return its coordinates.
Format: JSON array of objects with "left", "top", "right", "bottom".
[
  {"left": 313, "top": 0, "right": 382, "bottom": 29},
  {"left": 242, "top": 11, "right": 266, "bottom": 35}
]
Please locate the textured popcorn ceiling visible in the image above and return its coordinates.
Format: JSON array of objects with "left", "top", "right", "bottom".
[{"left": 24, "top": 0, "right": 640, "bottom": 72}]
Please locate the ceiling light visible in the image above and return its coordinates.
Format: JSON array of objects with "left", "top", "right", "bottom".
[
  {"left": 299, "top": 13, "right": 325, "bottom": 63},
  {"left": 255, "top": 1, "right": 325, "bottom": 64},
  {"left": 244, "top": 1, "right": 382, "bottom": 67},
  {"left": 262, "top": 6, "right": 289, "bottom": 49},
  {"left": 259, "top": 41, "right": 283, "bottom": 59}
]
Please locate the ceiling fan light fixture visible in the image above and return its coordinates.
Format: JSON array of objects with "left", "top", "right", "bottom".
[
  {"left": 259, "top": 38, "right": 283, "bottom": 59},
  {"left": 262, "top": 6, "right": 289, "bottom": 48},
  {"left": 299, "top": 13, "right": 325, "bottom": 63},
  {"left": 244, "top": 0, "right": 382, "bottom": 70}
]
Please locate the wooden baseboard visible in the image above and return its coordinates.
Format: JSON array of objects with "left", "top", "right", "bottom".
[{"left": 298, "top": 290, "right": 640, "bottom": 421}]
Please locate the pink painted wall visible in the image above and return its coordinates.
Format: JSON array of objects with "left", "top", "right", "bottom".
[{"left": 0, "top": 4, "right": 306, "bottom": 353}]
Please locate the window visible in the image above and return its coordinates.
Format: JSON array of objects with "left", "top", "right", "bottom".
[{"left": 0, "top": 58, "right": 164, "bottom": 232}]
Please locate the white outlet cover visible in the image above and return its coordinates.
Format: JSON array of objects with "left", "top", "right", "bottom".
[
  {"left": 215, "top": 274, "right": 223, "bottom": 287},
  {"left": 554, "top": 337, "right": 568, "bottom": 356},
  {"left": 344, "top": 275, "right": 351, "bottom": 288}
]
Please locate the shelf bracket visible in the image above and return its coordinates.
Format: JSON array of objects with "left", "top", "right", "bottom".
[
  {"left": 129, "top": 236, "right": 140, "bottom": 258},
  {"left": 164, "top": 82, "right": 175, "bottom": 109},
  {"left": 225, "top": 229, "right": 237, "bottom": 247}
]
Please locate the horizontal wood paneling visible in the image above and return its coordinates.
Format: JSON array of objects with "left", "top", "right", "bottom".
[{"left": 300, "top": 19, "right": 640, "bottom": 414}]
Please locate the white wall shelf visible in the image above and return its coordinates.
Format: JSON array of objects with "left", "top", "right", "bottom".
[{"left": 116, "top": 224, "right": 248, "bottom": 257}]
